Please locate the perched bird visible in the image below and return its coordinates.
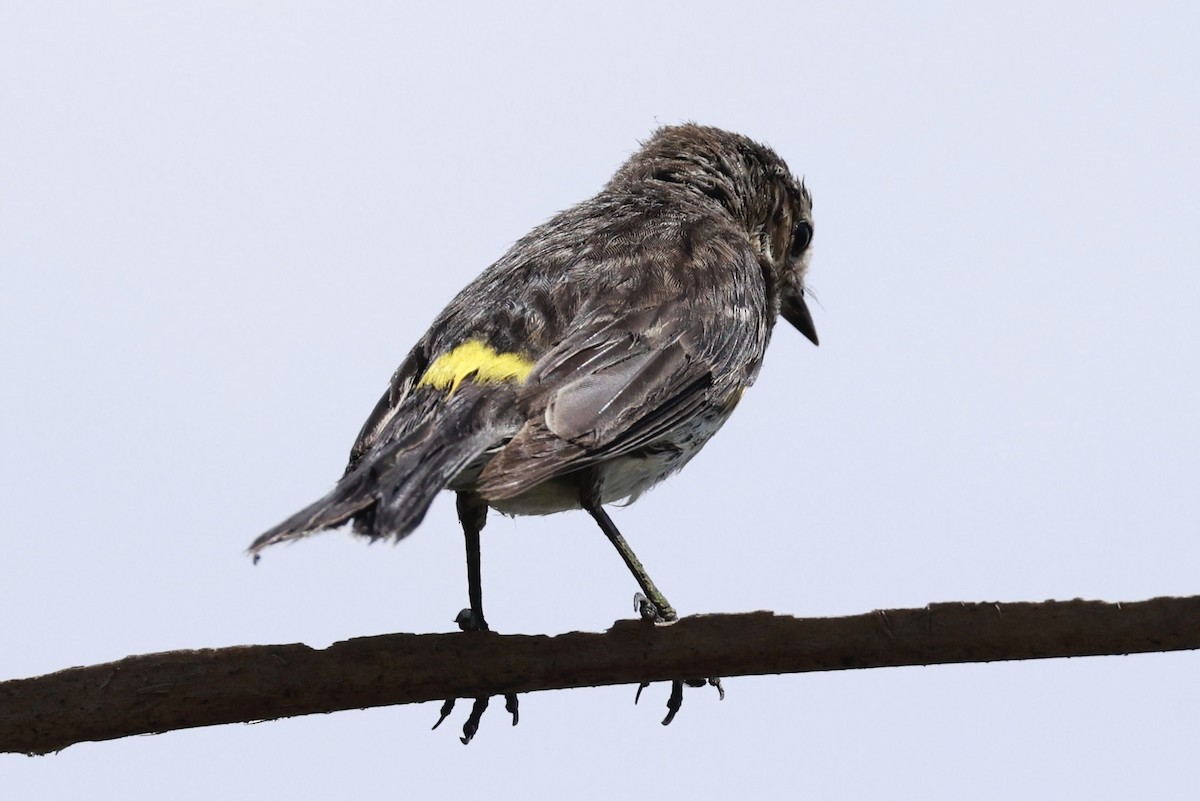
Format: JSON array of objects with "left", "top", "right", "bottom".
[{"left": 250, "top": 123, "right": 817, "bottom": 740}]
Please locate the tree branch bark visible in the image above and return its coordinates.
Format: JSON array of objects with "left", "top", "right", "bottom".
[{"left": 4, "top": 595, "right": 1198, "bottom": 755}]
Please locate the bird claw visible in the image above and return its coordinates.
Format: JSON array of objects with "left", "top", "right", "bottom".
[
  {"left": 635, "top": 676, "right": 724, "bottom": 725},
  {"left": 505, "top": 692, "right": 520, "bottom": 725},
  {"left": 432, "top": 698, "right": 457, "bottom": 731},
  {"left": 433, "top": 609, "right": 520, "bottom": 743},
  {"left": 459, "top": 697, "right": 489, "bottom": 744},
  {"left": 633, "top": 592, "right": 676, "bottom": 624},
  {"left": 432, "top": 694, "right": 519, "bottom": 745}
]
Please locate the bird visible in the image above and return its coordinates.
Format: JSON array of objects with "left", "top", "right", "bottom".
[{"left": 249, "top": 123, "right": 818, "bottom": 741}]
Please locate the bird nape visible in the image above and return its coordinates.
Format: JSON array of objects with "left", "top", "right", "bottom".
[{"left": 250, "top": 123, "right": 818, "bottom": 743}]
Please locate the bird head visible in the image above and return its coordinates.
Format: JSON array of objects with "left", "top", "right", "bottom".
[
  {"left": 770, "top": 184, "right": 818, "bottom": 347},
  {"left": 615, "top": 124, "right": 818, "bottom": 346}
]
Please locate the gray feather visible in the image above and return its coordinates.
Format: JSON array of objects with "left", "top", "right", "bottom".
[
  {"left": 252, "top": 123, "right": 816, "bottom": 553},
  {"left": 249, "top": 385, "right": 519, "bottom": 555}
]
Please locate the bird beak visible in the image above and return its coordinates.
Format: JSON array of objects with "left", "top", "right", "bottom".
[{"left": 782, "top": 292, "right": 819, "bottom": 346}]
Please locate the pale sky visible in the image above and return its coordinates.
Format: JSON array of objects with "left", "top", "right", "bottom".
[{"left": 3, "top": 3, "right": 1199, "bottom": 798}]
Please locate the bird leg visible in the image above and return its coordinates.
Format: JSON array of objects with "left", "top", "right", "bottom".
[
  {"left": 431, "top": 492, "right": 519, "bottom": 744},
  {"left": 580, "top": 488, "right": 677, "bottom": 623},
  {"left": 460, "top": 491, "right": 490, "bottom": 632},
  {"left": 580, "top": 477, "right": 724, "bottom": 723}
]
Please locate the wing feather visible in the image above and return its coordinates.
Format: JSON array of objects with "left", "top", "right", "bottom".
[{"left": 476, "top": 300, "right": 737, "bottom": 501}]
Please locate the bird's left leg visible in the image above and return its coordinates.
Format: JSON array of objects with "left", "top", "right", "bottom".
[
  {"left": 579, "top": 475, "right": 724, "bottom": 724},
  {"left": 583, "top": 496, "right": 677, "bottom": 623},
  {"left": 431, "top": 491, "right": 519, "bottom": 744}
]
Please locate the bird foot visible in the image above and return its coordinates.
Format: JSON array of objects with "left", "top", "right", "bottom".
[
  {"left": 432, "top": 694, "right": 519, "bottom": 744},
  {"left": 432, "top": 608, "right": 519, "bottom": 744},
  {"left": 635, "top": 677, "right": 725, "bottom": 725},
  {"left": 629, "top": 595, "right": 721, "bottom": 724},
  {"left": 634, "top": 592, "right": 678, "bottom": 624}
]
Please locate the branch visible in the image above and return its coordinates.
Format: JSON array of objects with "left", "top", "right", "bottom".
[{"left": 4, "top": 595, "right": 1198, "bottom": 755}]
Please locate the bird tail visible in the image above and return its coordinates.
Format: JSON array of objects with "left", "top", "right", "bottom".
[{"left": 248, "top": 389, "right": 511, "bottom": 558}]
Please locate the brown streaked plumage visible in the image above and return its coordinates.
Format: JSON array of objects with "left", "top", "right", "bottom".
[{"left": 249, "top": 124, "right": 817, "bottom": 740}]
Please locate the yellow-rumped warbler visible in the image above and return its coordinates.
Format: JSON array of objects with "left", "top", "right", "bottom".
[{"left": 250, "top": 124, "right": 817, "bottom": 739}]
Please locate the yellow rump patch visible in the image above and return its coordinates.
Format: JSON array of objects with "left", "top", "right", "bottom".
[{"left": 417, "top": 340, "right": 534, "bottom": 395}]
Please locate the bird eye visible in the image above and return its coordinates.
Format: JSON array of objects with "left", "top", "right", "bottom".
[{"left": 789, "top": 221, "right": 812, "bottom": 258}]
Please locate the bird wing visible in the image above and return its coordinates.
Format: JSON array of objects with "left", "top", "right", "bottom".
[
  {"left": 342, "top": 343, "right": 433, "bottom": 474},
  {"left": 476, "top": 247, "right": 765, "bottom": 501},
  {"left": 535, "top": 308, "right": 714, "bottom": 451}
]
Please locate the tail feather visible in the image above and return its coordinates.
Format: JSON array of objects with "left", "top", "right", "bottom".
[
  {"left": 369, "top": 426, "right": 500, "bottom": 536},
  {"left": 248, "top": 467, "right": 380, "bottom": 555},
  {"left": 249, "top": 387, "right": 518, "bottom": 557}
]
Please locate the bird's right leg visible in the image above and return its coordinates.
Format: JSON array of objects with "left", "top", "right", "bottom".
[
  {"left": 460, "top": 490, "right": 490, "bottom": 633},
  {"left": 431, "top": 491, "right": 519, "bottom": 744}
]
